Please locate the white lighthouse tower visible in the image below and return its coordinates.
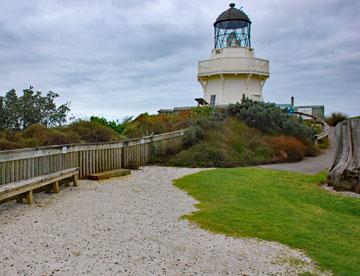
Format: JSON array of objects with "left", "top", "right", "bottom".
[{"left": 197, "top": 3, "right": 269, "bottom": 106}]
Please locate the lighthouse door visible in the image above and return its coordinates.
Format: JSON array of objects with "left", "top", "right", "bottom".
[{"left": 210, "top": 95, "right": 216, "bottom": 107}]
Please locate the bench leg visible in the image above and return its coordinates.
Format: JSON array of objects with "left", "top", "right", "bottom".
[
  {"left": 25, "top": 191, "right": 33, "bottom": 205},
  {"left": 52, "top": 181, "right": 60, "bottom": 193},
  {"left": 72, "top": 175, "right": 79, "bottom": 187}
]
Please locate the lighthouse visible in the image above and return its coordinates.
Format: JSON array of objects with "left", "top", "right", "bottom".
[{"left": 197, "top": 3, "right": 269, "bottom": 106}]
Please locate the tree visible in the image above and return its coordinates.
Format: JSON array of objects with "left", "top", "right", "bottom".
[{"left": 0, "top": 87, "right": 70, "bottom": 130}]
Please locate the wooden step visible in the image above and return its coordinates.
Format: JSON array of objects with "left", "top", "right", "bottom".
[{"left": 88, "top": 169, "right": 131, "bottom": 180}]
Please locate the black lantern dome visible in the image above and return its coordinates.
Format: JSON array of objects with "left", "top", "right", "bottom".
[{"left": 214, "top": 3, "right": 251, "bottom": 49}]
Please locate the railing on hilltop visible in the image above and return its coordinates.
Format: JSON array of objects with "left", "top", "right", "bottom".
[
  {"left": 0, "top": 129, "right": 186, "bottom": 185},
  {"left": 292, "top": 111, "right": 329, "bottom": 141}
]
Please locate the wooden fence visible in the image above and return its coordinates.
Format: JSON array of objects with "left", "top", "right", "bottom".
[{"left": 0, "top": 129, "right": 185, "bottom": 186}]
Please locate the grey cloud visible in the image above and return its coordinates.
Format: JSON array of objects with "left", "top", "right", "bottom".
[{"left": 0, "top": 0, "right": 359, "bottom": 119}]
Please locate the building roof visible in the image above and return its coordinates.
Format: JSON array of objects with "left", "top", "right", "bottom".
[{"left": 214, "top": 3, "right": 250, "bottom": 25}]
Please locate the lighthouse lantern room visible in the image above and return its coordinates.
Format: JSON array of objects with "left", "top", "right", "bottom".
[{"left": 197, "top": 3, "right": 269, "bottom": 106}]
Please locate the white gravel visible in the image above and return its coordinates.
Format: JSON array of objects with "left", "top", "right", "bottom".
[
  {"left": 322, "top": 184, "right": 360, "bottom": 198},
  {"left": 0, "top": 166, "right": 326, "bottom": 275}
]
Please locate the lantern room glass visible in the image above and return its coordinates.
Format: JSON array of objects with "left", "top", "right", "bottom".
[{"left": 214, "top": 20, "right": 251, "bottom": 49}]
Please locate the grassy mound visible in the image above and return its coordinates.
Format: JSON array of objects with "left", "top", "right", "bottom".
[
  {"left": 166, "top": 100, "right": 318, "bottom": 167},
  {"left": 174, "top": 168, "right": 360, "bottom": 275},
  {"left": 167, "top": 117, "right": 309, "bottom": 167}
]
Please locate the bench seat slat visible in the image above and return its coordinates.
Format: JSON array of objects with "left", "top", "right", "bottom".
[{"left": 0, "top": 168, "right": 78, "bottom": 201}]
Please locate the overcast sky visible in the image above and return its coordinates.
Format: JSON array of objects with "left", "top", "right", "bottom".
[{"left": 0, "top": 0, "right": 359, "bottom": 119}]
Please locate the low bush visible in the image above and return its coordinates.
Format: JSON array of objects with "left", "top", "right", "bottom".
[
  {"left": 226, "top": 98, "right": 315, "bottom": 143},
  {"left": 269, "top": 135, "right": 307, "bottom": 162},
  {"left": 318, "top": 137, "right": 329, "bottom": 150},
  {"left": 23, "top": 124, "right": 80, "bottom": 146},
  {"left": 326, "top": 112, "right": 348, "bottom": 126},
  {"left": 122, "top": 111, "right": 192, "bottom": 138},
  {"left": 90, "top": 116, "right": 132, "bottom": 134},
  {"left": 0, "top": 138, "right": 16, "bottom": 150},
  {"left": 0, "top": 129, "right": 39, "bottom": 150},
  {"left": 168, "top": 118, "right": 277, "bottom": 167},
  {"left": 168, "top": 111, "right": 312, "bottom": 168},
  {"left": 0, "top": 120, "right": 123, "bottom": 150},
  {"left": 66, "top": 120, "right": 121, "bottom": 143}
]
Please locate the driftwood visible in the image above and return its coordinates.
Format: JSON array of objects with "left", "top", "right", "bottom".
[{"left": 328, "top": 119, "right": 360, "bottom": 193}]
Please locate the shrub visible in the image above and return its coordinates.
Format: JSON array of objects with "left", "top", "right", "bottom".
[
  {"left": 326, "top": 112, "right": 348, "bottom": 126},
  {"left": 192, "top": 106, "right": 213, "bottom": 117},
  {"left": 23, "top": 124, "right": 81, "bottom": 146},
  {"left": 226, "top": 98, "right": 315, "bottom": 143},
  {"left": 168, "top": 118, "right": 277, "bottom": 167},
  {"left": 169, "top": 99, "right": 316, "bottom": 168},
  {"left": 167, "top": 142, "right": 228, "bottom": 168},
  {"left": 0, "top": 128, "right": 39, "bottom": 150},
  {"left": 270, "top": 135, "right": 307, "bottom": 162},
  {"left": 0, "top": 120, "right": 122, "bottom": 150},
  {"left": 122, "top": 111, "right": 192, "bottom": 138},
  {"left": 67, "top": 120, "right": 121, "bottom": 143},
  {"left": 318, "top": 137, "right": 329, "bottom": 150},
  {"left": 90, "top": 116, "right": 132, "bottom": 134},
  {"left": 183, "top": 125, "right": 205, "bottom": 148},
  {"left": 0, "top": 138, "right": 15, "bottom": 150}
]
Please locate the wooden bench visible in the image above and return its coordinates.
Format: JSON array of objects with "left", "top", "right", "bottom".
[
  {"left": 88, "top": 168, "right": 131, "bottom": 180},
  {"left": 0, "top": 168, "right": 79, "bottom": 205}
]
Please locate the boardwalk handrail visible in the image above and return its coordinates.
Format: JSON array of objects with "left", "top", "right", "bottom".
[
  {"left": 292, "top": 111, "right": 329, "bottom": 141},
  {"left": 0, "top": 129, "right": 186, "bottom": 185}
]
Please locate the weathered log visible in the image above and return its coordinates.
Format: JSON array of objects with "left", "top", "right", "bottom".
[{"left": 328, "top": 119, "right": 360, "bottom": 193}]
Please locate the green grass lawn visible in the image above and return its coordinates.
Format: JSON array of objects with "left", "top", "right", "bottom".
[{"left": 173, "top": 168, "right": 360, "bottom": 275}]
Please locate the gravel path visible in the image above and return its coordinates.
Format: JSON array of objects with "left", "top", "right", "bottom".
[
  {"left": 0, "top": 166, "right": 325, "bottom": 275},
  {"left": 259, "top": 129, "right": 335, "bottom": 174}
]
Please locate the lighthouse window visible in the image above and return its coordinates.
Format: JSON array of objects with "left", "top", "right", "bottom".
[{"left": 210, "top": 95, "right": 216, "bottom": 107}]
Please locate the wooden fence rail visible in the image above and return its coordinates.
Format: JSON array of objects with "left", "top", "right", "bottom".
[{"left": 0, "top": 129, "right": 185, "bottom": 185}]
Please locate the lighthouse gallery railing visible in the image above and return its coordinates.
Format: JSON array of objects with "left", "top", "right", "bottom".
[{"left": 198, "top": 57, "right": 269, "bottom": 77}]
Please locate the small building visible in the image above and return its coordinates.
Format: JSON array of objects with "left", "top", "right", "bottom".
[
  {"left": 276, "top": 97, "right": 325, "bottom": 119},
  {"left": 295, "top": 105, "right": 325, "bottom": 119},
  {"left": 197, "top": 3, "right": 269, "bottom": 106}
]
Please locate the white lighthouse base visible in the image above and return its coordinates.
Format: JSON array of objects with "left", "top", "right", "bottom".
[{"left": 197, "top": 47, "right": 269, "bottom": 105}]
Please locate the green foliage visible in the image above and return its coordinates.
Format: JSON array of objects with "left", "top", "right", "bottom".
[
  {"left": 174, "top": 168, "right": 360, "bottom": 275},
  {"left": 326, "top": 112, "right": 348, "bottom": 126},
  {"left": 122, "top": 111, "right": 191, "bottom": 138},
  {"left": 168, "top": 99, "right": 314, "bottom": 167},
  {"left": 0, "top": 87, "right": 69, "bottom": 130},
  {"left": 66, "top": 120, "right": 122, "bottom": 143},
  {"left": 318, "top": 137, "right": 329, "bottom": 150},
  {"left": 168, "top": 118, "right": 283, "bottom": 167},
  {"left": 90, "top": 116, "right": 132, "bottom": 134},
  {"left": 226, "top": 98, "right": 315, "bottom": 142},
  {"left": 24, "top": 124, "right": 80, "bottom": 146},
  {"left": 191, "top": 106, "right": 213, "bottom": 117},
  {"left": 0, "top": 121, "right": 122, "bottom": 150},
  {"left": 303, "top": 120, "right": 322, "bottom": 134}
]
